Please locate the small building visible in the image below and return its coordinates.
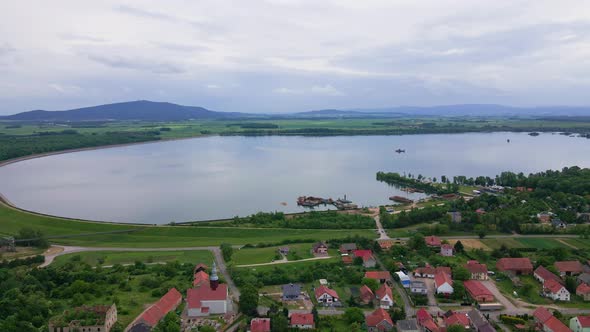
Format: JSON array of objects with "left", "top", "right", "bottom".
[
  {"left": 339, "top": 243, "right": 357, "bottom": 254},
  {"left": 49, "top": 304, "right": 118, "bottom": 332},
  {"left": 425, "top": 235, "right": 442, "bottom": 247},
  {"left": 534, "top": 307, "right": 554, "bottom": 325},
  {"left": 570, "top": 316, "right": 590, "bottom": 332},
  {"left": 448, "top": 211, "right": 462, "bottom": 223},
  {"left": 417, "top": 308, "right": 440, "bottom": 332},
  {"left": 397, "top": 319, "right": 420, "bottom": 332},
  {"left": 467, "top": 309, "right": 495, "bottom": 332},
  {"left": 441, "top": 244, "right": 454, "bottom": 257},
  {"left": 366, "top": 308, "right": 394, "bottom": 332},
  {"left": 537, "top": 212, "right": 553, "bottom": 223},
  {"left": 543, "top": 316, "right": 572, "bottom": 332},
  {"left": 341, "top": 255, "right": 353, "bottom": 265},
  {"left": 289, "top": 313, "right": 315, "bottom": 329},
  {"left": 551, "top": 219, "right": 568, "bottom": 229},
  {"left": 250, "top": 318, "right": 271, "bottom": 332},
  {"left": 576, "top": 283, "right": 590, "bottom": 301},
  {"left": 435, "top": 271, "right": 454, "bottom": 295},
  {"left": 578, "top": 273, "right": 590, "bottom": 285},
  {"left": 359, "top": 285, "right": 375, "bottom": 305},
  {"left": 128, "top": 288, "right": 182, "bottom": 331},
  {"left": 193, "top": 270, "right": 209, "bottom": 287},
  {"left": 535, "top": 266, "right": 563, "bottom": 286},
  {"left": 353, "top": 249, "right": 376, "bottom": 268},
  {"left": 464, "top": 280, "right": 494, "bottom": 302},
  {"left": 311, "top": 242, "right": 328, "bottom": 256},
  {"left": 396, "top": 271, "right": 411, "bottom": 288},
  {"left": 375, "top": 283, "right": 394, "bottom": 309},
  {"left": 466, "top": 261, "right": 488, "bottom": 280},
  {"left": 496, "top": 257, "right": 533, "bottom": 275},
  {"left": 543, "top": 279, "right": 570, "bottom": 301},
  {"left": 365, "top": 271, "right": 392, "bottom": 283},
  {"left": 282, "top": 283, "right": 302, "bottom": 301},
  {"left": 555, "top": 261, "right": 584, "bottom": 277},
  {"left": 414, "top": 266, "right": 451, "bottom": 279},
  {"left": 445, "top": 311, "right": 470, "bottom": 329},
  {"left": 315, "top": 285, "right": 339, "bottom": 306},
  {"left": 410, "top": 280, "right": 427, "bottom": 295},
  {"left": 278, "top": 247, "right": 290, "bottom": 255}
]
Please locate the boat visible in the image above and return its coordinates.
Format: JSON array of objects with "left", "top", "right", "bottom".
[
  {"left": 389, "top": 196, "right": 413, "bottom": 204},
  {"left": 395, "top": 149, "right": 406, "bottom": 153}
]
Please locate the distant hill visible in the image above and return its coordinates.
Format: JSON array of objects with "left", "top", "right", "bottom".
[{"left": 0, "top": 100, "right": 249, "bottom": 121}]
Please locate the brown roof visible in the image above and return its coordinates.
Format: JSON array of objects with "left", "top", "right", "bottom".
[
  {"left": 544, "top": 279, "right": 566, "bottom": 294},
  {"left": 464, "top": 280, "right": 494, "bottom": 297},
  {"left": 577, "top": 283, "right": 590, "bottom": 295},
  {"left": 365, "top": 271, "right": 392, "bottom": 280},
  {"left": 466, "top": 261, "right": 488, "bottom": 274},
  {"left": 360, "top": 285, "right": 374, "bottom": 302},
  {"left": 435, "top": 271, "right": 453, "bottom": 288},
  {"left": 533, "top": 307, "right": 553, "bottom": 323},
  {"left": 315, "top": 285, "right": 339, "bottom": 299},
  {"left": 290, "top": 313, "right": 314, "bottom": 326},
  {"left": 555, "top": 261, "right": 584, "bottom": 273},
  {"left": 137, "top": 288, "right": 182, "bottom": 327},
  {"left": 251, "top": 318, "right": 271, "bottom": 332},
  {"left": 496, "top": 258, "right": 533, "bottom": 271},
  {"left": 543, "top": 316, "right": 572, "bottom": 332},
  {"left": 535, "top": 266, "right": 563, "bottom": 285},
  {"left": 366, "top": 308, "right": 393, "bottom": 328},
  {"left": 342, "top": 255, "right": 353, "bottom": 264},
  {"left": 426, "top": 235, "right": 442, "bottom": 247},
  {"left": 376, "top": 283, "right": 393, "bottom": 301}
]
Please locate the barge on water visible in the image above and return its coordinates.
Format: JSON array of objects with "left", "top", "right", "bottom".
[
  {"left": 297, "top": 195, "right": 358, "bottom": 210},
  {"left": 389, "top": 195, "right": 413, "bottom": 204}
]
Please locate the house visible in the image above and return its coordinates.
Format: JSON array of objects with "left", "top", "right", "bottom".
[
  {"left": 396, "top": 271, "right": 411, "bottom": 288},
  {"left": 290, "top": 313, "right": 315, "bottom": 329},
  {"left": 466, "top": 261, "right": 488, "bottom": 280},
  {"left": 250, "top": 318, "right": 271, "bottom": 332},
  {"left": 535, "top": 266, "right": 564, "bottom": 285},
  {"left": 464, "top": 280, "right": 495, "bottom": 302},
  {"left": 378, "top": 240, "right": 395, "bottom": 250},
  {"left": 127, "top": 288, "right": 182, "bottom": 331},
  {"left": 194, "top": 263, "right": 208, "bottom": 273},
  {"left": 578, "top": 273, "right": 590, "bottom": 285},
  {"left": 359, "top": 285, "right": 375, "bottom": 305},
  {"left": 365, "top": 271, "right": 392, "bottom": 283},
  {"left": 570, "top": 316, "right": 590, "bottom": 332},
  {"left": 376, "top": 283, "right": 394, "bottom": 309},
  {"left": 444, "top": 311, "right": 470, "bottom": 329},
  {"left": 311, "top": 242, "right": 328, "bottom": 256},
  {"left": 435, "top": 270, "right": 454, "bottom": 295},
  {"left": 341, "top": 255, "right": 353, "bottom": 265},
  {"left": 411, "top": 280, "right": 427, "bottom": 294},
  {"left": 339, "top": 243, "right": 357, "bottom": 254},
  {"left": 448, "top": 211, "right": 462, "bottom": 223},
  {"left": 417, "top": 308, "right": 440, "bottom": 332},
  {"left": 282, "top": 283, "right": 302, "bottom": 301},
  {"left": 397, "top": 319, "right": 420, "bottom": 332},
  {"left": 441, "top": 244, "right": 454, "bottom": 257},
  {"left": 416, "top": 308, "right": 432, "bottom": 324},
  {"left": 555, "top": 261, "right": 584, "bottom": 277},
  {"left": 49, "top": 304, "right": 118, "bottom": 332},
  {"left": 193, "top": 270, "right": 210, "bottom": 287},
  {"left": 353, "top": 249, "right": 376, "bottom": 268},
  {"left": 278, "top": 247, "right": 290, "bottom": 255},
  {"left": 543, "top": 279, "right": 571, "bottom": 301},
  {"left": 186, "top": 262, "right": 230, "bottom": 318},
  {"left": 538, "top": 212, "right": 553, "bottom": 223},
  {"left": 576, "top": 283, "right": 590, "bottom": 301},
  {"left": 543, "top": 316, "right": 573, "bottom": 332},
  {"left": 552, "top": 219, "right": 568, "bottom": 229},
  {"left": 425, "top": 235, "right": 442, "bottom": 247},
  {"left": 414, "top": 266, "right": 451, "bottom": 279},
  {"left": 534, "top": 307, "right": 554, "bottom": 325},
  {"left": 496, "top": 257, "right": 533, "bottom": 275},
  {"left": 315, "top": 285, "right": 339, "bottom": 305},
  {"left": 467, "top": 309, "right": 495, "bottom": 332},
  {"left": 366, "top": 308, "right": 394, "bottom": 332}
]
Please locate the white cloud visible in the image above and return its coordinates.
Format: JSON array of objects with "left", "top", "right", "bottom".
[
  {"left": 310, "top": 84, "right": 345, "bottom": 96},
  {"left": 206, "top": 84, "right": 221, "bottom": 89},
  {"left": 273, "top": 87, "right": 303, "bottom": 95}
]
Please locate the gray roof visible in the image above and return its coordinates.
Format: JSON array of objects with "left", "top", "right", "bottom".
[
  {"left": 340, "top": 243, "right": 357, "bottom": 250},
  {"left": 397, "top": 319, "right": 419, "bottom": 331},
  {"left": 282, "top": 283, "right": 302, "bottom": 297},
  {"left": 478, "top": 323, "right": 496, "bottom": 332},
  {"left": 411, "top": 280, "right": 427, "bottom": 288},
  {"left": 467, "top": 309, "right": 487, "bottom": 329},
  {"left": 578, "top": 273, "right": 590, "bottom": 284}
]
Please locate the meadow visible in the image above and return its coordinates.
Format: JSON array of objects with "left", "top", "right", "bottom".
[{"left": 51, "top": 250, "right": 213, "bottom": 267}]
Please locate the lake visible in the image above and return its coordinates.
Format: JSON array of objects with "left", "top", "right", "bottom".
[{"left": 0, "top": 132, "right": 588, "bottom": 224}]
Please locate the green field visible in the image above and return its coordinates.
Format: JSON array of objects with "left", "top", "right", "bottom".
[
  {"left": 515, "top": 238, "right": 567, "bottom": 249},
  {"left": 481, "top": 238, "right": 528, "bottom": 249},
  {"left": 233, "top": 243, "right": 331, "bottom": 265},
  {"left": 563, "top": 238, "right": 590, "bottom": 249},
  {"left": 52, "top": 250, "right": 213, "bottom": 267},
  {"left": 0, "top": 202, "right": 374, "bottom": 247}
]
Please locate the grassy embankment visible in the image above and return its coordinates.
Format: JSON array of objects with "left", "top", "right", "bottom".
[
  {"left": 52, "top": 250, "right": 213, "bottom": 267},
  {"left": 0, "top": 202, "right": 374, "bottom": 248}
]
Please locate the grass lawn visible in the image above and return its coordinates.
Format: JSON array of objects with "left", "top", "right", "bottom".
[
  {"left": 563, "top": 238, "right": 590, "bottom": 249},
  {"left": 52, "top": 250, "right": 213, "bottom": 267},
  {"left": 481, "top": 238, "right": 527, "bottom": 250},
  {"left": 233, "top": 247, "right": 281, "bottom": 265},
  {"left": 0, "top": 203, "right": 374, "bottom": 247},
  {"left": 496, "top": 276, "right": 551, "bottom": 305},
  {"left": 515, "top": 238, "right": 567, "bottom": 249}
]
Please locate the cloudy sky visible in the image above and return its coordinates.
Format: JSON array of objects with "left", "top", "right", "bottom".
[{"left": 1, "top": 0, "right": 590, "bottom": 114}]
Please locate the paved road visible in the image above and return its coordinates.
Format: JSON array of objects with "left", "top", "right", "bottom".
[
  {"left": 236, "top": 255, "right": 332, "bottom": 268},
  {"left": 480, "top": 280, "right": 519, "bottom": 313},
  {"left": 374, "top": 215, "right": 391, "bottom": 240}
]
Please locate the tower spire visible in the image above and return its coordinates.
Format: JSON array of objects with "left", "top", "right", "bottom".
[{"left": 210, "top": 261, "right": 219, "bottom": 290}]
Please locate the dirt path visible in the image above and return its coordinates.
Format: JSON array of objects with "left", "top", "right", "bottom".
[{"left": 236, "top": 255, "right": 332, "bottom": 268}]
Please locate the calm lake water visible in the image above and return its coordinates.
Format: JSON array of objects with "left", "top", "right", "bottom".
[{"left": 1, "top": 132, "right": 589, "bottom": 224}]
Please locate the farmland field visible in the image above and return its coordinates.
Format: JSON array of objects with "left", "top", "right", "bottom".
[{"left": 515, "top": 238, "right": 567, "bottom": 249}]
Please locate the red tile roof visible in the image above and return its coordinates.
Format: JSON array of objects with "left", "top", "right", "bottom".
[
  {"left": 466, "top": 261, "right": 488, "bottom": 274},
  {"left": 251, "top": 318, "right": 271, "bottom": 332},
  {"left": 193, "top": 271, "right": 209, "bottom": 287},
  {"left": 365, "top": 271, "right": 392, "bottom": 280},
  {"left": 341, "top": 255, "right": 353, "bottom": 265},
  {"left": 422, "top": 318, "right": 440, "bottom": 332},
  {"left": 360, "top": 285, "right": 374, "bottom": 302},
  {"left": 137, "top": 288, "right": 182, "bottom": 327},
  {"left": 576, "top": 316, "right": 590, "bottom": 328},
  {"left": 435, "top": 271, "right": 453, "bottom": 288},
  {"left": 315, "top": 285, "right": 339, "bottom": 300},
  {"left": 535, "top": 266, "right": 563, "bottom": 285},
  {"left": 187, "top": 284, "right": 228, "bottom": 309},
  {"left": 555, "top": 261, "right": 584, "bottom": 274},
  {"left": 577, "top": 283, "right": 590, "bottom": 295},
  {"left": 544, "top": 279, "right": 566, "bottom": 294},
  {"left": 464, "top": 280, "right": 493, "bottom": 297},
  {"left": 376, "top": 283, "right": 393, "bottom": 301},
  {"left": 533, "top": 307, "right": 553, "bottom": 323},
  {"left": 426, "top": 235, "right": 442, "bottom": 247},
  {"left": 353, "top": 249, "right": 373, "bottom": 259},
  {"left": 445, "top": 312, "right": 469, "bottom": 327},
  {"left": 366, "top": 308, "right": 393, "bottom": 328},
  {"left": 194, "top": 263, "right": 208, "bottom": 273},
  {"left": 416, "top": 308, "right": 431, "bottom": 322},
  {"left": 496, "top": 258, "right": 533, "bottom": 272},
  {"left": 441, "top": 244, "right": 453, "bottom": 250},
  {"left": 290, "top": 313, "right": 314, "bottom": 327},
  {"left": 379, "top": 240, "right": 394, "bottom": 249},
  {"left": 543, "top": 316, "right": 572, "bottom": 332}
]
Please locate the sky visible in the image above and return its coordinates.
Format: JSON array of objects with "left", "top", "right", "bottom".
[{"left": 1, "top": 1, "right": 590, "bottom": 114}]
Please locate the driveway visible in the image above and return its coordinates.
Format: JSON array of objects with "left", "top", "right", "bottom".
[{"left": 480, "top": 280, "right": 519, "bottom": 313}]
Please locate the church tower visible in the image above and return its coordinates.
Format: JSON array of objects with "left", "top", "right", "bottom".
[{"left": 210, "top": 261, "right": 219, "bottom": 290}]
